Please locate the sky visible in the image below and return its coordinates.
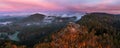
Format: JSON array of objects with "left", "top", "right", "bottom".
[{"left": 0, "top": 0, "right": 120, "bottom": 14}]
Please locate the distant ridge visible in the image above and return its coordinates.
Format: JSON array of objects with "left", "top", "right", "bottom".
[{"left": 22, "top": 13, "right": 45, "bottom": 22}]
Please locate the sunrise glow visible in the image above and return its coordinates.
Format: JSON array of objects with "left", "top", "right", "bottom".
[{"left": 0, "top": 0, "right": 120, "bottom": 14}]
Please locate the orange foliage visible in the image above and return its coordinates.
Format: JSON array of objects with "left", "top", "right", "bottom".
[{"left": 49, "top": 22, "right": 112, "bottom": 48}]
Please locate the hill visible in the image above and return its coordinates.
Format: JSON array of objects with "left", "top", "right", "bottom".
[
  {"left": 34, "top": 22, "right": 112, "bottom": 48},
  {"left": 34, "top": 13, "right": 120, "bottom": 48},
  {"left": 21, "top": 13, "right": 45, "bottom": 22},
  {"left": 1, "top": 13, "right": 120, "bottom": 48},
  {"left": 77, "top": 13, "right": 120, "bottom": 48}
]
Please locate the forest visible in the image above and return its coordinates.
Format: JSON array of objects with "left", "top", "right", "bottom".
[{"left": 0, "top": 13, "right": 120, "bottom": 48}]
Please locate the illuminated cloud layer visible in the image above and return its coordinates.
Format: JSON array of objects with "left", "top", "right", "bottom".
[{"left": 0, "top": 0, "right": 120, "bottom": 14}]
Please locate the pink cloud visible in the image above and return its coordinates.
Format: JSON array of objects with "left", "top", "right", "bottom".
[
  {"left": 0, "top": 0, "right": 120, "bottom": 14},
  {"left": 0, "top": 0, "right": 65, "bottom": 12},
  {"left": 71, "top": 0, "right": 120, "bottom": 14}
]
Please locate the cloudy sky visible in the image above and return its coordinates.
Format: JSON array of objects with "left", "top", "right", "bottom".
[{"left": 0, "top": 0, "right": 120, "bottom": 14}]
